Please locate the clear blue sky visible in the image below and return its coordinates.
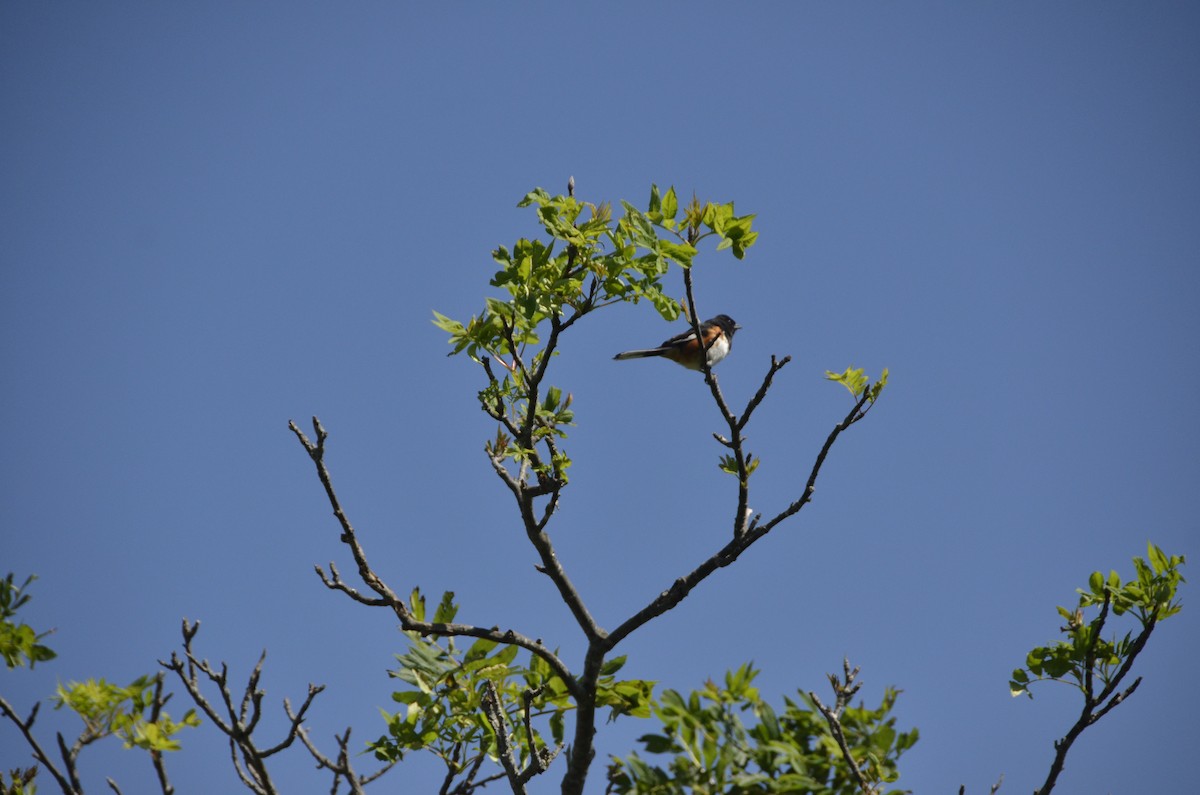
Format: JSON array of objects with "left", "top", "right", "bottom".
[{"left": 3, "top": 3, "right": 1197, "bottom": 793}]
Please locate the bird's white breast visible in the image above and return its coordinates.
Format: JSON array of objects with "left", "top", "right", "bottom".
[{"left": 704, "top": 335, "right": 731, "bottom": 367}]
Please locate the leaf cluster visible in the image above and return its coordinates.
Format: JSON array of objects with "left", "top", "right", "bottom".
[
  {"left": 0, "top": 766, "right": 37, "bottom": 795},
  {"left": 53, "top": 675, "right": 200, "bottom": 753},
  {"left": 434, "top": 184, "right": 757, "bottom": 495},
  {"left": 608, "top": 664, "right": 916, "bottom": 795},
  {"left": 0, "top": 574, "right": 56, "bottom": 670},
  {"left": 1009, "top": 543, "right": 1185, "bottom": 698},
  {"left": 825, "top": 367, "right": 889, "bottom": 406},
  {"left": 433, "top": 185, "right": 756, "bottom": 363}
]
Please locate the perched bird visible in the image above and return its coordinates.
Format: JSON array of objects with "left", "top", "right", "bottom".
[{"left": 613, "top": 314, "right": 741, "bottom": 371}]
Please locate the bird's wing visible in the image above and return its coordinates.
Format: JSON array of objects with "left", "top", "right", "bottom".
[{"left": 658, "top": 326, "right": 701, "bottom": 347}]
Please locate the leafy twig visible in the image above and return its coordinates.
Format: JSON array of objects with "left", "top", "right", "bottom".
[{"left": 1034, "top": 594, "right": 1152, "bottom": 795}]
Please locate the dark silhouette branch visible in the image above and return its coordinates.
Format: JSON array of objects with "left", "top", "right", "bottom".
[
  {"left": 0, "top": 697, "right": 75, "bottom": 794},
  {"left": 56, "top": 731, "right": 85, "bottom": 793},
  {"left": 753, "top": 388, "right": 872, "bottom": 534},
  {"left": 605, "top": 388, "right": 871, "bottom": 650},
  {"left": 145, "top": 673, "right": 177, "bottom": 795},
  {"left": 290, "top": 721, "right": 396, "bottom": 795},
  {"left": 560, "top": 648, "right": 605, "bottom": 795},
  {"left": 288, "top": 417, "right": 579, "bottom": 694},
  {"left": 690, "top": 324, "right": 773, "bottom": 538}
]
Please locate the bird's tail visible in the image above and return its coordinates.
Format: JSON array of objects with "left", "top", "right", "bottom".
[{"left": 613, "top": 348, "right": 668, "bottom": 361}]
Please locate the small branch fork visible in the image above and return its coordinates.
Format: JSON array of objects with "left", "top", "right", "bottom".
[
  {"left": 1034, "top": 591, "right": 1156, "bottom": 795},
  {"left": 288, "top": 417, "right": 579, "bottom": 695},
  {"left": 159, "top": 618, "right": 397, "bottom": 794},
  {"left": 289, "top": 723, "right": 396, "bottom": 795},
  {"left": 480, "top": 681, "right": 563, "bottom": 795},
  {"left": 0, "top": 696, "right": 76, "bottom": 794},
  {"left": 809, "top": 659, "right": 875, "bottom": 795},
  {"left": 159, "top": 620, "right": 319, "bottom": 795}
]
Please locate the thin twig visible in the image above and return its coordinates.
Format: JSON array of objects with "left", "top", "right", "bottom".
[{"left": 809, "top": 660, "right": 874, "bottom": 795}]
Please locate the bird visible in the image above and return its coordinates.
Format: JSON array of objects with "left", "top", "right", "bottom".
[{"left": 613, "top": 314, "right": 741, "bottom": 371}]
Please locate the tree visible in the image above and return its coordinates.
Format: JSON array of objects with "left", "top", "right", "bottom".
[{"left": 1, "top": 182, "right": 1187, "bottom": 795}]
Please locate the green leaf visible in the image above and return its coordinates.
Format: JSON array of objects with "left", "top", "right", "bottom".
[
  {"left": 869, "top": 367, "right": 890, "bottom": 403},
  {"left": 433, "top": 591, "right": 458, "bottom": 624},
  {"left": 662, "top": 187, "right": 678, "bottom": 222},
  {"left": 550, "top": 709, "right": 565, "bottom": 746},
  {"left": 464, "top": 637, "right": 498, "bottom": 663},
  {"left": 431, "top": 310, "right": 465, "bottom": 335},
  {"left": 826, "top": 367, "right": 868, "bottom": 398},
  {"left": 492, "top": 644, "right": 520, "bottom": 666},
  {"left": 600, "top": 655, "right": 628, "bottom": 677},
  {"left": 1, "top": 573, "right": 57, "bottom": 670},
  {"left": 409, "top": 587, "right": 426, "bottom": 622},
  {"left": 647, "top": 184, "right": 662, "bottom": 218},
  {"left": 1148, "top": 542, "right": 1168, "bottom": 574},
  {"left": 659, "top": 240, "right": 697, "bottom": 269}
]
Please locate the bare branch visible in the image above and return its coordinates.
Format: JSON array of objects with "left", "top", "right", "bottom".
[
  {"left": 288, "top": 418, "right": 403, "bottom": 609},
  {"left": 56, "top": 731, "right": 84, "bottom": 793},
  {"left": 0, "top": 696, "right": 75, "bottom": 794},
  {"left": 510, "top": 685, "right": 565, "bottom": 787},
  {"left": 290, "top": 716, "right": 397, "bottom": 795},
  {"left": 809, "top": 661, "right": 874, "bottom": 795},
  {"left": 160, "top": 621, "right": 324, "bottom": 795},
  {"left": 289, "top": 417, "right": 580, "bottom": 692},
  {"left": 737, "top": 353, "right": 792, "bottom": 433}
]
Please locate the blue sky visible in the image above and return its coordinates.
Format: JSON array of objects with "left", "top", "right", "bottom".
[{"left": 2, "top": 3, "right": 1197, "bottom": 793}]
